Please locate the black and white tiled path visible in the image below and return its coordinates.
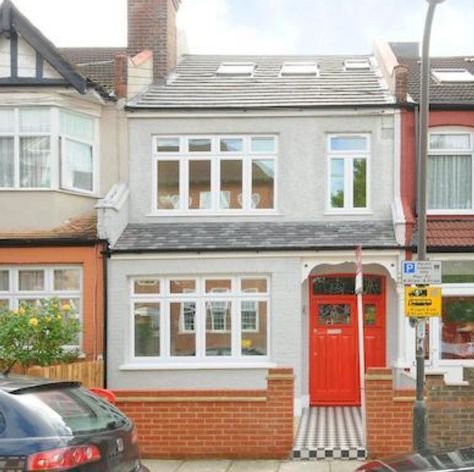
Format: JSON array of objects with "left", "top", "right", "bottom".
[{"left": 292, "top": 407, "right": 367, "bottom": 461}]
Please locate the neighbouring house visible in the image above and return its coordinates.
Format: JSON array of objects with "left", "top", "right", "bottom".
[
  {"left": 95, "top": 0, "right": 420, "bottom": 460},
  {"left": 0, "top": 0, "right": 131, "bottom": 363}
]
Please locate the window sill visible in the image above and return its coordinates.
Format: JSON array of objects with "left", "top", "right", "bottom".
[
  {"left": 146, "top": 210, "right": 282, "bottom": 217},
  {"left": 324, "top": 210, "right": 374, "bottom": 216},
  {"left": 0, "top": 188, "right": 100, "bottom": 198},
  {"left": 119, "top": 361, "right": 276, "bottom": 371},
  {"left": 427, "top": 210, "right": 474, "bottom": 216}
]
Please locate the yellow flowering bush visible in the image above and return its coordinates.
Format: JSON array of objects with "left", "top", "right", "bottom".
[{"left": 0, "top": 299, "right": 80, "bottom": 370}]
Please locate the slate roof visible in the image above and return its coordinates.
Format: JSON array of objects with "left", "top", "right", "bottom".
[
  {"left": 112, "top": 221, "right": 398, "bottom": 252},
  {"left": 60, "top": 47, "right": 126, "bottom": 93},
  {"left": 412, "top": 219, "right": 474, "bottom": 250},
  {"left": 127, "top": 54, "right": 393, "bottom": 109},
  {"left": 397, "top": 55, "right": 474, "bottom": 105}
]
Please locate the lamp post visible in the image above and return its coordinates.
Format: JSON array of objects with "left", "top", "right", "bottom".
[{"left": 414, "top": 0, "right": 446, "bottom": 453}]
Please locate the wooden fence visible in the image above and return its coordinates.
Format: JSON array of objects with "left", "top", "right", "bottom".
[{"left": 20, "top": 360, "right": 104, "bottom": 389}]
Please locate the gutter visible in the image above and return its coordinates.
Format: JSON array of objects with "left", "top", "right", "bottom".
[
  {"left": 101, "top": 242, "right": 111, "bottom": 389},
  {"left": 0, "top": 238, "right": 107, "bottom": 248},
  {"left": 411, "top": 245, "right": 474, "bottom": 253},
  {"left": 110, "top": 244, "right": 407, "bottom": 255}
]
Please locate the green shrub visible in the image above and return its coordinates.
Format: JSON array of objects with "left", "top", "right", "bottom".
[{"left": 0, "top": 298, "right": 81, "bottom": 371}]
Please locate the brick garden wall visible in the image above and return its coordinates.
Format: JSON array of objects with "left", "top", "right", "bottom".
[
  {"left": 366, "top": 368, "right": 415, "bottom": 458},
  {"left": 114, "top": 368, "right": 294, "bottom": 459},
  {"left": 426, "top": 369, "right": 474, "bottom": 451}
]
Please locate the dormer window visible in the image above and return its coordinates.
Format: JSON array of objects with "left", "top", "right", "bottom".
[
  {"left": 432, "top": 68, "right": 474, "bottom": 83},
  {"left": 280, "top": 61, "right": 318, "bottom": 76},
  {"left": 216, "top": 62, "right": 255, "bottom": 76},
  {"left": 344, "top": 59, "right": 371, "bottom": 70}
]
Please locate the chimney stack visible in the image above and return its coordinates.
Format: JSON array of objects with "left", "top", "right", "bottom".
[{"left": 128, "top": 0, "right": 181, "bottom": 81}]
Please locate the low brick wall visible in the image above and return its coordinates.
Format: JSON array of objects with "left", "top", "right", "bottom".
[
  {"left": 366, "top": 368, "right": 415, "bottom": 458},
  {"left": 114, "top": 368, "right": 294, "bottom": 459},
  {"left": 427, "top": 368, "right": 474, "bottom": 451}
]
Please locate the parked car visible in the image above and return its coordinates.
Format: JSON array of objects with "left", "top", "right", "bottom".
[
  {"left": 0, "top": 375, "right": 150, "bottom": 471},
  {"left": 356, "top": 445, "right": 474, "bottom": 471}
]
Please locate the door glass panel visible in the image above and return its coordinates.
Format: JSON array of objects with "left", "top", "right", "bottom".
[
  {"left": 364, "top": 304, "right": 377, "bottom": 326},
  {"left": 170, "top": 302, "right": 196, "bottom": 357},
  {"left": 206, "top": 301, "right": 232, "bottom": 356},
  {"left": 363, "top": 277, "right": 382, "bottom": 295},
  {"left": 441, "top": 297, "right": 474, "bottom": 360},
  {"left": 313, "top": 276, "right": 382, "bottom": 295},
  {"left": 319, "top": 304, "right": 350, "bottom": 325}
]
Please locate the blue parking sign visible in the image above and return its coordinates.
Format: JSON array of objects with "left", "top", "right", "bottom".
[{"left": 403, "top": 262, "right": 417, "bottom": 274}]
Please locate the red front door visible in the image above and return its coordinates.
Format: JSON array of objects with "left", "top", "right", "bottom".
[
  {"left": 309, "top": 275, "right": 386, "bottom": 406},
  {"left": 310, "top": 297, "right": 359, "bottom": 405}
]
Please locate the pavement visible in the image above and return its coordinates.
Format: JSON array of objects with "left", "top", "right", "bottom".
[{"left": 142, "top": 460, "right": 362, "bottom": 472}]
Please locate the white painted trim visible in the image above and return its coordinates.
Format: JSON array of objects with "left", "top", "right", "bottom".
[{"left": 119, "top": 362, "right": 276, "bottom": 371}]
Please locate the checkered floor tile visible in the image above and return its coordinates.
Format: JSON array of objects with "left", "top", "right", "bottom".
[{"left": 292, "top": 407, "right": 367, "bottom": 460}]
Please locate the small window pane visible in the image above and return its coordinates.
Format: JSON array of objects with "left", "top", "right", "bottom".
[
  {"left": 241, "top": 278, "right": 267, "bottom": 293},
  {"left": 330, "top": 136, "right": 367, "bottom": 151},
  {"left": 156, "top": 138, "right": 179, "bottom": 153},
  {"left": 252, "top": 160, "right": 274, "bottom": 209},
  {"left": 189, "top": 138, "right": 211, "bottom": 152},
  {"left": 19, "top": 270, "right": 44, "bottom": 291},
  {"left": 364, "top": 304, "right": 377, "bottom": 326},
  {"left": 441, "top": 297, "right": 474, "bottom": 360},
  {"left": 59, "top": 298, "right": 81, "bottom": 345},
  {"left": 189, "top": 160, "right": 211, "bottom": 210},
  {"left": 206, "top": 301, "right": 232, "bottom": 356},
  {"left": 170, "top": 280, "right": 196, "bottom": 294},
  {"left": 54, "top": 269, "right": 80, "bottom": 291},
  {"left": 134, "top": 302, "right": 160, "bottom": 357},
  {"left": 0, "top": 300, "right": 8, "bottom": 312},
  {"left": 319, "top": 304, "right": 350, "bottom": 325},
  {"left": 442, "top": 261, "right": 474, "bottom": 283},
  {"left": 0, "top": 109, "right": 14, "bottom": 133},
  {"left": 20, "top": 109, "right": 51, "bottom": 133},
  {"left": 353, "top": 158, "right": 367, "bottom": 208},
  {"left": 330, "top": 158, "right": 344, "bottom": 208},
  {"left": 134, "top": 280, "right": 160, "bottom": 295},
  {"left": 220, "top": 138, "right": 243, "bottom": 152},
  {"left": 157, "top": 160, "right": 180, "bottom": 209},
  {"left": 427, "top": 155, "right": 472, "bottom": 209},
  {"left": 220, "top": 160, "right": 242, "bottom": 209},
  {"left": 0, "top": 271, "right": 8, "bottom": 291},
  {"left": 20, "top": 137, "right": 51, "bottom": 188},
  {"left": 0, "top": 138, "right": 14, "bottom": 187},
  {"left": 430, "top": 133, "right": 470, "bottom": 150},
  {"left": 170, "top": 302, "right": 196, "bottom": 357},
  {"left": 60, "top": 111, "right": 94, "bottom": 142},
  {"left": 241, "top": 301, "right": 267, "bottom": 356},
  {"left": 62, "top": 140, "right": 93, "bottom": 192},
  {"left": 251, "top": 137, "right": 275, "bottom": 153},
  {"left": 206, "top": 279, "right": 231, "bottom": 293}
]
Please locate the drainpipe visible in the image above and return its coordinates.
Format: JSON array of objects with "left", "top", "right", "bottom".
[{"left": 102, "top": 242, "right": 111, "bottom": 389}]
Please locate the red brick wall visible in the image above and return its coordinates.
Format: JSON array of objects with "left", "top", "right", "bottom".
[
  {"left": 114, "top": 368, "right": 294, "bottom": 459},
  {"left": 366, "top": 368, "right": 414, "bottom": 458},
  {"left": 128, "top": 0, "right": 178, "bottom": 80},
  {"left": 427, "top": 369, "right": 474, "bottom": 451}
]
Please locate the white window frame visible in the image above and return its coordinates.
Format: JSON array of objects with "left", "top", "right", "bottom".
[
  {"left": 151, "top": 135, "right": 278, "bottom": 216},
  {"left": 216, "top": 62, "right": 255, "bottom": 76},
  {"left": 280, "top": 61, "right": 318, "bottom": 77},
  {"left": 426, "top": 255, "right": 474, "bottom": 368},
  {"left": 344, "top": 59, "right": 371, "bottom": 71},
  {"left": 326, "top": 133, "right": 371, "bottom": 213},
  {"left": 432, "top": 68, "right": 474, "bottom": 83},
  {"left": 427, "top": 127, "right": 474, "bottom": 215},
  {"left": 129, "top": 275, "right": 271, "bottom": 366},
  {"left": 0, "top": 106, "right": 99, "bottom": 195},
  {"left": 0, "top": 265, "right": 83, "bottom": 350}
]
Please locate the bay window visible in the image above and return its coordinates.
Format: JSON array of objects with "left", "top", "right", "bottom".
[
  {"left": 428, "top": 130, "right": 474, "bottom": 212},
  {"left": 153, "top": 135, "right": 277, "bottom": 213},
  {"left": 0, "top": 266, "right": 82, "bottom": 348},
  {"left": 130, "top": 276, "right": 270, "bottom": 364},
  {"left": 328, "top": 134, "right": 369, "bottom": 211},
  {"left": 0, "top": 107, "right": 97, "bottom": 193}
]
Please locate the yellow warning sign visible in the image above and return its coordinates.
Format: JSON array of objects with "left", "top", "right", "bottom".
[{"left": 405, "top": 286, "right": 442, "bottom": 318}]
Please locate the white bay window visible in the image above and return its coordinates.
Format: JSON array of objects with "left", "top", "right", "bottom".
[
  {"left": 153, "top": 135, "right": 277, "bottom": 213},
  {"left": 130, "top": 276, "right": 270, "bottom": 365},
  {"left": 0, "top": 107, "right": 97, "bottom": 194},
  {"left": 428, "top": 129, "right": 474, "bottom": 213}
]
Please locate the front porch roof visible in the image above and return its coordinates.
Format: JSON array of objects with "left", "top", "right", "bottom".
[{"left": 112, "top": 221, "right": 399, "bottom": 253}]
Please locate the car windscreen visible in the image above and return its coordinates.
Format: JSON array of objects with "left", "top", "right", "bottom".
[{"left": 14, "top": 387, "right": 128, "bottom": 435}]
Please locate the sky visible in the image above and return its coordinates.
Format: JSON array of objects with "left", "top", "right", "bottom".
[{"left": 6, "top": 0, "right": 474, "bottom": 56}]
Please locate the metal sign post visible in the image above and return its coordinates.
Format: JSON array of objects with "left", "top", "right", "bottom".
[{"left": 355, "top": 246, "right": 367, "bottom": 447}]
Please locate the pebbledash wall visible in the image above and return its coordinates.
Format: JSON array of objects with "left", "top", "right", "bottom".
[{"left": 114, "top": 368, "right": 294, "bottom": 459}]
